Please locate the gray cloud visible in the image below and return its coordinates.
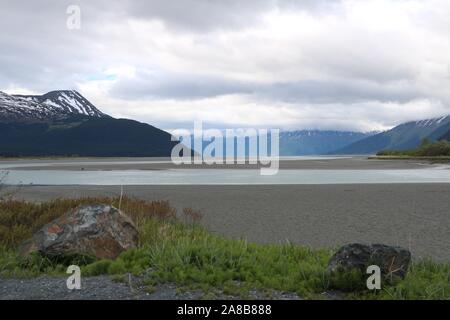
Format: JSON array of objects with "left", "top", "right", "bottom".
[
  {"left": 109, "top": 69, "right": 422, "bottom": 104},
  {"left": 110, "top": 70, "right": 254, "bottom": 100},
  {"left": 118, "top": 0, "right": 344, "bottom": 32},
  {"left": 258, "top": 79, "right": 423, "bottom": 104},
  {"left": 0, "top": 0, "right": 449, "bottom": 131}
]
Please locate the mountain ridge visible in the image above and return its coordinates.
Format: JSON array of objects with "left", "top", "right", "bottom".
[
  {"left": 0, "top": 90, "right": 107, "bottom": 123},
  {"left": 0, "top": 90, "right": 178, "bottom": 157},
  {"left": 440, "top": 130, "right": 450, "bottom": 141},
  {"left": 280, "top": 130, "right": 374, "bottom": 155},
  {"left": 331, "top": 115, "right": 450, "bottom": 154}
]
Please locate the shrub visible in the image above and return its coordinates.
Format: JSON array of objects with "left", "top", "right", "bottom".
[
  {"left": 377, "top": 140, "right": 450, "bottom": 157},
  {"left": 0, "top": 197, "right": 176, "bottom": 249},
  {"left": 416, "top": 140, "right": 450, "bottom": 156}
]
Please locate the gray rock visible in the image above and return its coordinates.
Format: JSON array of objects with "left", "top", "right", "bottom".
[
  {"left": 20, "top": 204, "right": 138, "bottom": 260},
  {"left": 327, "top": 243, "right": 411, "bottom": 286}
]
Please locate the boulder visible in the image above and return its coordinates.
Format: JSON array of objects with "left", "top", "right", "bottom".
[
  {"left": 20, "top": 204, "right": 138, "bottom": 260},
  {"left": 327, "top": 243, "right": 411, "bottom": 289}
]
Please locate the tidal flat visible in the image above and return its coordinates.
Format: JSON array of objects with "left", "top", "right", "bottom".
[{"left": 9, "top": 182, "right": 450, "bottom": 261}]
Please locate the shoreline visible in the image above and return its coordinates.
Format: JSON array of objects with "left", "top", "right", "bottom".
[{"left": 2, "top": 157, "right": 449, "bottom": 260}]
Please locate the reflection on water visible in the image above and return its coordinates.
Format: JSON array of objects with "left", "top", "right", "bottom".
[{"left": 2, "top": 168, "right": 450, "bottom": 185}]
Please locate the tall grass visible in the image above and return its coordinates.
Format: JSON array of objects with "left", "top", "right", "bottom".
[{"left": 0, "top": 197, "right": 175, "bottom": 249}]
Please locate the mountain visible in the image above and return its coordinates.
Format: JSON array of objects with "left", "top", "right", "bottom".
[
  {"left": 331, "top": 115, "right": 450, "bottom": 154},
  {"left": 0, "top": 90, "right": 178, "bottom": 157},
  {"left": 0, "top": 116, "right": 178, "bottom": 157},
  {"left": 440, "top": 130, "right": 450, "bottom": 141},
  {"left": 183, "top": 130, "right": 372, "bottom": 157},
  {"left": 280, "top": 130, "right": 374, "bottom": 155},
  {"left": 0, "top": 90, "right": 106, "bottom": 122}
]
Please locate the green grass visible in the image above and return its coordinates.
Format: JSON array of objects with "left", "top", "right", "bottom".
[
  {"left": 87, "top": 220, "right": 332, "bottom": 298},
  {"left": 1, "top": 197, "right": 450, "bottom": 299}
]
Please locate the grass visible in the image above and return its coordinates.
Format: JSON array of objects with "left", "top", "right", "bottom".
[{"left": 1, "top": 197, "right": 450, "bottom": 299}]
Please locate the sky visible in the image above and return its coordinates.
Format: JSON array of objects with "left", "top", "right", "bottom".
[{"left": 1, "top": 0, "right": 450, "bottom": 132}]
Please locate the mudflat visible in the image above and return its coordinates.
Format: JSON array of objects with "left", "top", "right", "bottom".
[
  {"left": 12, "top": 183, "right": 450, "bottom": 261},
  {"left": 0, "top": 156, "right": 438, "bottom": 170}
]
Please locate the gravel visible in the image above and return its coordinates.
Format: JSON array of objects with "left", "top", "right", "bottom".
[{"left": 0, "top": 275, "right": 303, "bottom": 300}]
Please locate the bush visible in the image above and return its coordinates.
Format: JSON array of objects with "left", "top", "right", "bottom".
[
  {"left": 0, "top": 197, "right": 176, "bottom": 249},
  {"left": 377, "top": 140, "right": 450, "bottom": 157},
  {"left": 416, "top": 140, "right": 450, "bottom": 156}
]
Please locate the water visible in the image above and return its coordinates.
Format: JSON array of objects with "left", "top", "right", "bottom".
[
  {"left": 1, "top": 157, "right": 449, "bottom": 185},
  {"left": 0, "top": 155, "right": 349, "bottom": 169},
  {"left": 2, "top": 167, "right": 450, "bottom": 185}
]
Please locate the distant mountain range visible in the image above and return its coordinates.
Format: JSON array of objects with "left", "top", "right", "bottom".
[
  {"left": 2, "top": 89, "right": 449, "bottom": 157},
  {"left": 0, "top": 90, "right": 177, "bottom": 157},
  {"left": 280, "top": 130, "right": 374, "bottom": 155},
  {"left": 183, "top": 130, "right": 374, "bottom": 157},
  {"left": 332, "top": 115, "right": 450, "bottom": 154}
]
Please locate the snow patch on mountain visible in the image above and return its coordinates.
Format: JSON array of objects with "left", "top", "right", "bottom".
[
  {"left": 0, "top": 90, "right": 107, "bottom": 122},
  {"left": 413, "top": 115, "right": 450, "bottom": 127}
]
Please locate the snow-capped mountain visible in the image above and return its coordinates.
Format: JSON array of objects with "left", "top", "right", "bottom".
[
  {"left": 280, "top": 130, "right": 374, "bottom": 155},
  {"left": 0, "top": 90, "right": 178, "bottom": 157},
  {"left": 0, "top": 90, "right": 107, "bottom": 122},
  {"left": 413, "top": 115, "right": 450, "bottom": 127},
  {"left": 332, "top": 115, "right": 450, "bottom": 154}
]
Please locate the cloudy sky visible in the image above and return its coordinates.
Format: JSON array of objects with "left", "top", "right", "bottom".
[{"left": 1, "top": 0, "right": 450, "bottom": 132}]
